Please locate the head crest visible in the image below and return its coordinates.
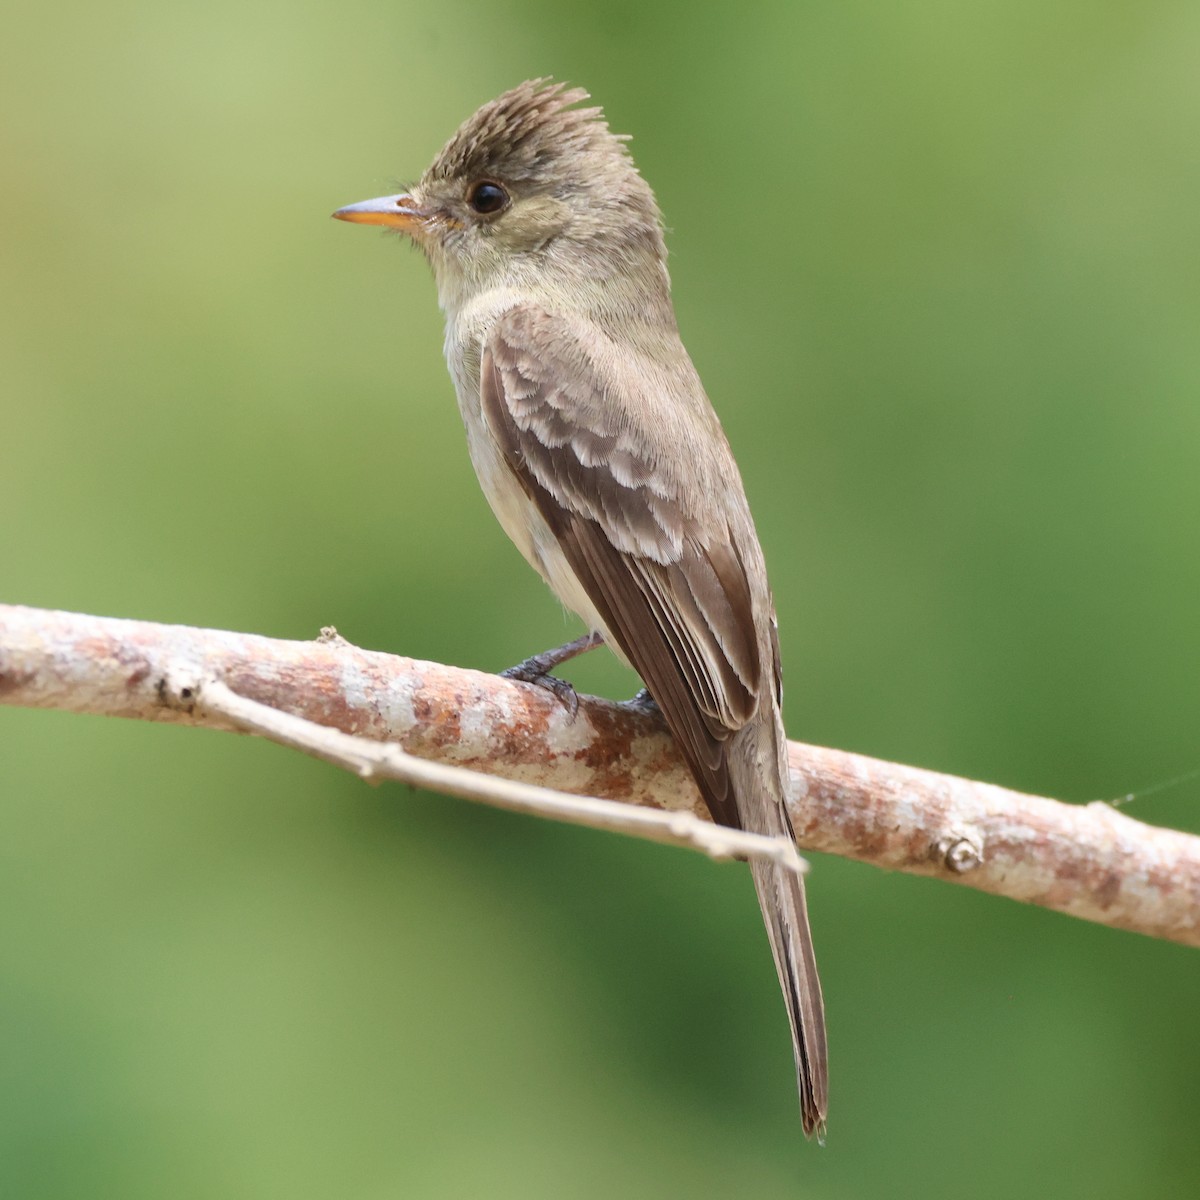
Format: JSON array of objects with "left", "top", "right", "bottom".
[{"left": 425, "top": 79, "right": 631, "bottom": 191}]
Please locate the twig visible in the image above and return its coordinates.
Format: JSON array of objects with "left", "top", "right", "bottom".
[{"left": 2, "top": 603, "right": 1198, "bottom": 947}]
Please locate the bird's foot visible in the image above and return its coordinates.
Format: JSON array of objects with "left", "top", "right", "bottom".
[
  {"left": 502, "top": 669, "right": 580, "bottom": 717},
  {"left": 621, "top": 687, "right": 661, "bottom": 718},
  {"left": 500, "top": 632, "right": 604, "bottom": 718}
]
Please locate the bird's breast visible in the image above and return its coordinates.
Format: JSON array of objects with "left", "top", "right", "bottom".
[{"left": 444, "top": 305, "right": 618, "bottom": 650}]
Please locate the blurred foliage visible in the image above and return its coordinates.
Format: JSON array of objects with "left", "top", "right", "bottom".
[{"left": 2, "top": 0, "right": 1199, "bottom": 1196}]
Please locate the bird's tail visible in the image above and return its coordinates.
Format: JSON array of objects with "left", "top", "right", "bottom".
[
  {"left": 749, "top": 852, "right": 828, "bottom": 1138},
  {"left": 733, "top": 717, "right": 829, "bottom": 1139}
]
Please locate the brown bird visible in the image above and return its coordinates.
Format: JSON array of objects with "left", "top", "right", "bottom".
[{"left": 333, "top": 79, "right": 828, "bottom": 1136}]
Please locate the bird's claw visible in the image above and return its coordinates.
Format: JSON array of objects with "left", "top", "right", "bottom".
[
  {"left": 499, "top": 632, "right": 604, "bottom": 718},
  {"left": 500, "top": 664, "right": 581, "bottom": 718},
  {"left": 622, "top": 687, "right": 660, "bottom": 717}
]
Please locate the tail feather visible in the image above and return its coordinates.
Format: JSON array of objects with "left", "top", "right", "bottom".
[
  {"left": 750, "top": 856, "right": 828, "bottom": 1137},
  {"left": 732, "top": 716, "right": 829, "bottom": 1138}
]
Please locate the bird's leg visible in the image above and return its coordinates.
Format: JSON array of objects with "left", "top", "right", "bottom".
[
  {"left": 502, "top": 630, "right": 604, "bottom": 677},
  {"left": 500, "top": 631, "right": 604, "bottom": 715}
]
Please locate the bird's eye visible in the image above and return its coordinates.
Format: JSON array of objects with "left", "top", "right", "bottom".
[{"left": 467, "top": 181, "right": 509, "bottom": 215}]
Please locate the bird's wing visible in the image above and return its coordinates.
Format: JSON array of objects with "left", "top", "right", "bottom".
[{"left": 480, "top": 303, "right": 775, "bottom": 829}]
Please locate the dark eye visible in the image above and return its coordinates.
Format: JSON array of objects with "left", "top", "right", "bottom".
[{"left": 467, "top": 180, "right": 509, "bottom": 215}]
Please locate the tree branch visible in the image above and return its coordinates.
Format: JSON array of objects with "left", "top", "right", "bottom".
[
  {"left": 2, "top": 603, "right": 1197, "bottom": 947},
  {"left": 165, "top": 668, "right": 806, "bottom": 874}
]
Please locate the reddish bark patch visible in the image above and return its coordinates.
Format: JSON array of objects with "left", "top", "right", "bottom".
[
  {"left": 125, "top": 664, "right": 151, "bottom": 689},
  {"left": 1094, "top": 870, "right": 1123, "bottom": 910},
  {"left": 0, "top": 668, "right": 35, "bottom": 697}
]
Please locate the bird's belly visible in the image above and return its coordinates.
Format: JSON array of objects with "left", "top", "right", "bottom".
[{"left": 466, "top": 425, "right": 624, "bottom": 659}]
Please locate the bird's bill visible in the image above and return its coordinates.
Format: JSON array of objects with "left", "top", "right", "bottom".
[{"left": 331, "top": 193, "right": 428, "bottom": 232}]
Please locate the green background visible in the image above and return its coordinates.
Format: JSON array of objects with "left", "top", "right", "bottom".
[{"left": 3, "top": 1, "right": 1198, "bottom": 1196}]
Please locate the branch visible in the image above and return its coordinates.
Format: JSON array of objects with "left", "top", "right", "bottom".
[
  {"left": 2, "top": 603, "right": 1197, "bottom": 947},
  {"left": 166, "top": 669, "right": 806, "bottom": 874}
]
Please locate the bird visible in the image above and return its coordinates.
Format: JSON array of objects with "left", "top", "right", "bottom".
[{"left": 332, "top": 79, "right": 828, "bottom": 1136}]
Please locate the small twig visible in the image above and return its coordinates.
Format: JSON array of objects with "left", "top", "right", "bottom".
[{"left": 167, "top": 668, "right": 806, "bottom": 875}]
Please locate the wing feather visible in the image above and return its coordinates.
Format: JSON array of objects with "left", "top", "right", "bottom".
[{"left": 480, "top": 304, "right": 765, "bottom": 827}]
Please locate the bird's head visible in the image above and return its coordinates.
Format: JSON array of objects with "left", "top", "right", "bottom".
[{"left": 333, "top": 80, "right": 668, "bottom": 311}]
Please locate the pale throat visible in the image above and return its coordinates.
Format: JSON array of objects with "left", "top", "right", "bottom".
[{"left": 430, "top": 230, "right": 670, "bottom": 327}]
